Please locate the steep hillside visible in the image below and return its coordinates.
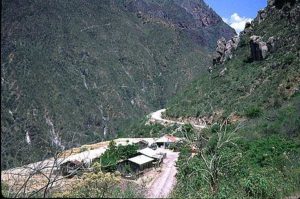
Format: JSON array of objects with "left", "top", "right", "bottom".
[
  {"left": 165, "top": 0, "right": 300, "bottom": 198},
  {"left": 1, "top": 0, "right": 235, "bottom": 169},
  {"left": 166, "top": 0, "right": 300, "bottom": 129},
  {"left": 123, "top": 0, "right": 235, "bottom": 49}
]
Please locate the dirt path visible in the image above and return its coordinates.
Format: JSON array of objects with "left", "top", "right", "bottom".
[
  {"left": 149, "top": 109, "right": 206, "bottom": 129},
  {"left": 146, "top": 149, "right": 179, "bottom": 198}
]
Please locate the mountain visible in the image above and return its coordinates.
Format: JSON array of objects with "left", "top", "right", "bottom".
[
  {"left": 166, "top": 0, "right": 300, "bottom": 127},
  {"left": 1, "top": 0, "right": 235, "bottom": 169},
  {"left": 123, "top": 0, "right": 235, "bottom": 49},
  {"left": 163, "top": 0, "right": 300, "bottom": 197}
]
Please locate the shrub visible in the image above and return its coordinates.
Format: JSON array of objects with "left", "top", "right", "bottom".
[
  {"left": 80, "top": 146, "right": 89, "bottom": 152},
  {"left": 283, "top": 53, "right": 295, "bottom": 65},
  {"left": 210, "top": 123, "right": 220, "bottom": 133},
  {"left": 241, "top": 168, "right": 281, "bottom": 199},
  {"left": 244, "top": 106, "right": 262, "bottom": 118},
  {"left": 1, "top": 182, "right": 12, "bottom": 198},
  {"left": 58, "top": 172, "right": 121, "bottom": 198},
  {"left": 99, "top": 141, "right": 138, "bottom": 172}
]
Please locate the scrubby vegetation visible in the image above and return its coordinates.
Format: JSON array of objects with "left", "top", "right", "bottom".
[
  {"left": 166, "top": 7, "right": 299, "bottom": 119},
  {"left": 1, "top": 0, "right": 218, "bottom": 169},
  {"left": 53, "top": 166, "right": 144, "bottom": 198},
  {"left": 96, "top": 140, "right": 138, "bottom": 172},
  {"left": 172, "top": 125, "right": 300, "bottom": 199},
  {"left": 168, "top": 1, "right": 300, "bottom": 198},
  {"left": 118, "top": 116, "right": 184, "bottom": 138}
]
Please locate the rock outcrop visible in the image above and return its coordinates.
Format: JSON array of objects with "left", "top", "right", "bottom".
[
  {"left": 124, "top": 0, "right": 236, "bottom": 48},
  {"left": 257, "top": 9, "right": 267, "bottom": 24},
  {"left": 212, "top": 36, "right": 240, "bottom": 66},
  {"left": 240, "top": 22, "right": 253, "bottom": 36},
  {"left": 249, "top": 35, "right": 267, "bottom": 61},
  {"left": 267, "top": 36, "right": 276, "bottom": 53},
  {"left": 249, "top": 35, "right": 277, "bottom": 61},
  {"left": 269, "top": 0, "right": 296, "bottom": 9},
  {"left": 266, "top": 0, "right": 299, "bottom": 25}
]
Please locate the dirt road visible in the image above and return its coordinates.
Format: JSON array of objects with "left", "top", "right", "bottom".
[
  {"left": 146, "top": 149, "right": 179, "bottom": 198},
  {"left": 149, "top": 109, "right": 206, "bottom": 129}
]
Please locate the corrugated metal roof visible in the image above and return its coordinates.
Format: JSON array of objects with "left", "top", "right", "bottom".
[
  {"left": 138, "top": 147, "right": 157, "bottom": 157},
  {"left": 138, "top": 148, "right": 163, "bottom": 160},
  {"left": 128, "top": 155, "right": 154, "bottom": 165}
]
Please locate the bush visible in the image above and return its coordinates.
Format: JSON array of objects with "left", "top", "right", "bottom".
[
  {"left": 99, "top": 141, "right": 138, "bottom": 172},
  {"left": 57, "top": 172, "right": 121, "bottom": 198},
  {"left": 173, "top": 132, "right": 300, "bottom": 199},
  {"left": 283, "top": 53, "right": 295, "bottom": 65},
  {"left": 244, "top": 106, "right": 262, "bottom": 118},
  {"left": 168, "top": 140, "right": 189, "bottom": 152},
  {"left": 1, "top": 182, "right": 12, "bottom": 198},
  {"left": 210, "top": 123, "right": 220, "bottom": 133},
  {"left": 241, "top": 168, "right": 280, "bottom": 199},
  {"left": 80, "top": 146, "right": 89, "bottom": 152}
]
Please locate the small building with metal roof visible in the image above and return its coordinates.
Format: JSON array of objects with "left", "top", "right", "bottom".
[
  {"left": 156, "top": 135, "right": 179, "bottom": 148},
  {"left": 126, "top": 155, "right": 154, "bottom": 173}
]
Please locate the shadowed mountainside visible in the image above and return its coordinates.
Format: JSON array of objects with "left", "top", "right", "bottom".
[{"left": 1, "top": 0, "right": 235, "bottom": 169}]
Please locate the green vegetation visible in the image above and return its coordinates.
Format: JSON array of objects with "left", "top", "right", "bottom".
[
  {"left": 244, "top": 106, "right": 262, "bottom": 118},
  {"left": 1, "top": 0, "right": 218, "bottom": 169},
  {"left": 118, "top": 116, "right": 184, "bottom": 138},
  {"left": 166, "top": 8, "right": 300, "bottom": 119},
  {"left": 172, "top": 126, "right": 300, "bottom": 199},
  {"left": 54, "top": 169, "right": 144, "bottom": 198},
  {"left": 168, "top": 2, "right": 300, "bottom": 198},
  {"left": 98, "top": 140, "right": 138, "bottom": 172},
  {"left": 79, "top": 146, "right": 89, "bottom": 153},
  {"left": 1, "top": 182, "right": 12, "bottom": 198}
]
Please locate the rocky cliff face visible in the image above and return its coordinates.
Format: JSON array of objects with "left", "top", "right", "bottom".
[
  {"left": 166, "top": 0, "right": 300, "bottom": 124},
  {"left": 122, "top": 0, "right": 236, "bottom": 49},
  {"left": 1, "top": 0, "right": 235, "bottom": 169}
]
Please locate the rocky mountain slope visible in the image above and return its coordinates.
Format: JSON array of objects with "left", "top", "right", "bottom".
[
  {"left": 166, "top": 0, "right": 300, "bottom": 128},
  {"left": 123, "top": 0, "right": 235, "bottom": 49},
  {"left": 1, "top": 0, "right": 235, "bottom": 169},
  {"left": 163, "top": 0, "right": 300, "bottom": 198}
]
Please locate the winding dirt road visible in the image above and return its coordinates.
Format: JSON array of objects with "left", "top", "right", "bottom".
[{"left": 149, "top": 109, "right": 206, "bottom": 129}]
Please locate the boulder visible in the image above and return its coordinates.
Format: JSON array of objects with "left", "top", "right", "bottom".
[
  {"left": 240, "top": 22, "right": 253, "bottom": 36},
  {"left": 224, "top": 47, "right": 233, "bottom": 61},
  {"left": 250, "top": 35, "right": 262, "bottom": 60},
  {"left": 250, "top": 35, "right": 269, "bottom": 61},
  {"left": 231, "top": 36, "right": 240, "bottom": 50},
  {"left": 213, "top": 37, "right": 226, "bottom": 65},
  {"left": 213, "top": 52, "right": 222, "bottom": 66},
  {"left": 268, "top": 0, "right": 275, "bottom": 7},
  {"left": 267, "top": 36, "right": 276, "bottom": 52},
  {"left": 258, "top": 9, "right": 267, "bottom": 23},
  {"left": 210, "top": 34, "right": 241, "bottom": 73},
  {"left": 216, "top": 37, "right": 226, "bottom": 54},
  {"left": 212, "top": 36, "right": 240, "bottom": 66},
  {"left": 259, "top": 42, "right": 269, "bottom": 59}
]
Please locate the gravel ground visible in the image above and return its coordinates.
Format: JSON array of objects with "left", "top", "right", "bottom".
[{"left": 146, "top": 148, "right": 179, "bottom": 198}]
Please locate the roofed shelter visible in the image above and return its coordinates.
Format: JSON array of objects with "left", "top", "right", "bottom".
[
  {"left": 156, "top": 135, "right": 178, "bottom": 148},
  {"left": 127, "top": 155, "right": 154, "bottom": 173}
]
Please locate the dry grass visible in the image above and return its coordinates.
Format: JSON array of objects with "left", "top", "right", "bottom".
[{"left": 58, "top": 141, "right": 110, "bottom": 157}]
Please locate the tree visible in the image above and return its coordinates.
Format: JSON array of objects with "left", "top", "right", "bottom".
[{"left": 196, "top": 121, "right": 241, "bottom": 194}]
